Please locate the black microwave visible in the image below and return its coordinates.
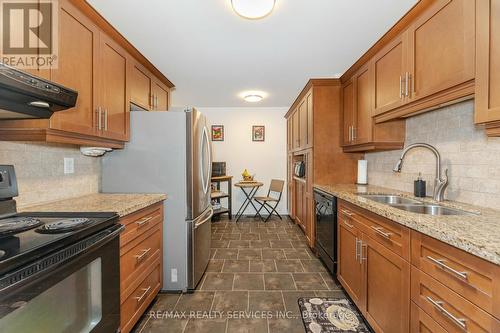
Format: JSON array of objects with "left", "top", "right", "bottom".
[{"left": 294, "top": 161, "right": 305, "bottom": 178}]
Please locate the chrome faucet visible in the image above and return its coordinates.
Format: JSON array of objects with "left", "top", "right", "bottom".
[{"left": 393, "top": 143, "right": 449, "bottom": 202}]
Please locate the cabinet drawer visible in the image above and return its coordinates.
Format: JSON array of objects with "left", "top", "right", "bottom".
[
  {"left": 339, "top": 200, "right": 410, "bottom": 259},
  {"left": 411, "top": 267, "right": 500, "bottom": 333},
  {"left": 120, "top": 225, "right": 161, "bottom": 292},
  {"left": 120, "top": 202, "right": 163, "bottom": 247},
  {"left": 411, "top": 232, "right": 500, "bottom": 319},
  {"left": 411, "top": 301, "right": 448, "bottom": 333},
  {"left": 121, "top": 263, "right": 161, "bottom": 333}
]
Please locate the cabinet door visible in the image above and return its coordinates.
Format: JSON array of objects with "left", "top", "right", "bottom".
[
  {"left": 475, "top": 0, "right": 500, "bottom": 124},
  {"left": 99, "top": 33, "right": 128, "bottom": 141},
  {"left": 298, "top": 99, "right": 308, "bottom": 150},
  {"left": 407, "top": 0, "right": 475, "bottom": 102},
  {"left": 342, "top": 80, "right": 355, "bottom": 145},
  {"left": 50, "top": 0, "right": 99, "bottom": 136},
  {"left": 354, "top": 66, "right": 373, "bottom": 144},
  {"left": 306, "top": 92, "right": 313, "bottom": 148},
  {"left": 337, "top": 217, "right": 363, "bottom": 305},
  {"left": 287, "top": 118, "right": 292, "bottom": 151},
  {"left": 373, "top": 33, "right": 407, "bottom": 115},
  {"left": 152, "top": 80, "right": 169, "bottom": 111},
  {"left": 130, "top": 63, "right": 153, "bottom": 110},
  {"left": 362, "top": 235, "right": 410, "bottom": 333},
  {"left": 292, "top": 110, "right": 300, "bottom": 150}
]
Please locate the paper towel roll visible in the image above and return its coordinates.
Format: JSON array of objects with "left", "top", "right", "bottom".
[{"left": 357, "top": 160, "right": 368, "bottom": 185}]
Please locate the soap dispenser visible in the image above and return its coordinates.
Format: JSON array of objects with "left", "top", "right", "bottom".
[{"left": 414, "top": 173, "right": 426, "bottom": 198}]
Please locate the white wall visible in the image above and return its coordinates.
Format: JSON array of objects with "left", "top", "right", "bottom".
[{"left": 199, "top": 107, "right": 288, "bottom": 216}]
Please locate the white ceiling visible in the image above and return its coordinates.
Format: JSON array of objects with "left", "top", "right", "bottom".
[{"left": 88, "top": 0, "right": 417, "bottom": 108}]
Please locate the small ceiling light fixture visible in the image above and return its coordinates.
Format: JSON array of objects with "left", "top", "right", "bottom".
[
  {"left": 244, "top": 94, "right": 263, "bottom": 103},
  {"left": 231, "top": 0, "right": 276, "bottom": 20}
]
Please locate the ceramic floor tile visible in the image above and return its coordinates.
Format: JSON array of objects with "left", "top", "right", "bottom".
[
  {"left": 228, "top": 240, "right": 250, "bottom": 248},
  {"left": 183, "top": 318, "right": 227, "bottom": 333},
  {"left": 213, "top": 249, "right": 239, "bottom": 260},
  {"left": 221, "top": 233, "right": 241, "bottom": 240},
  {"left": 207, "top": 260, "right": 224, "bottom": 272},
  {"left": 238, "top": 249, "right": 262, "bottom": 260},
  {"left": 300, "top": 259, "right": 327, "bottom": 273},
  {"left": 264, "top": 273, "right": 296, "bottom": 290},
  {"left": 136, "top": 317, "right": 189, "bottom": 333},
  {"left": 249, "top": 240, "right": 271, "bottom": 248},
  {"left": 222, "top": 260, "right": 250, "bottom": 273},
  {"left": 292, "top": 273, "right": 328, "bottom": 290},
  {"left": 259, "top": 233, "right": 280, "bottom": 240},
  {"left": 283, "top": 249, "right": 311, "bottom": 260},
  {"left": 201, "top": 273, "right": 235, "bottom": 291},
  {"left": 282, "top": 291, "right": 315, "bottom": 317},
  {"left": 233, "top": 273, "right": 265, "bottom": 290},
  {"left": 268, "top": 317, "right": 305, "bottom": 333},
  {"left": 240, "top": 233, "right": 261, "bottom": 240},
  {"left": 151, "top": 293, "right": 181, "bottom": 311},
  {"left": 212, "top": 291, "right": 249, "bottom": 312},
  {"left": 249, "top": 260, "right": 277, "bottom": 272},
  {"left": 248, "top": 291, "right": 285, "bottom": 312},
  {"left": 175, "top": 292, "right": 215, "bottom": 312},
  {"left": 226, "top": 318, "right": 269, "bottom": 333},
  {"left": 275, "top": 260, "right": 304, "bottom": 273},
  {"left": 262, "top": 249, "right": 286, "bottom": 260}
]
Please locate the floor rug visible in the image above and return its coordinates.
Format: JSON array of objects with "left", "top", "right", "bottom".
[{"left": 298, "top": 297, "right": 372, "bottom": 332}]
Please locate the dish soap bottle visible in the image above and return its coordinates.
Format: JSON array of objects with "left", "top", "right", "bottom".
[{"left": 414, "top": 173, "right": 426, "bottom": 198}]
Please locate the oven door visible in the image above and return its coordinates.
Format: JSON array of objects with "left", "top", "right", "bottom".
[
  {"left": 314, "top": 190, "right": 337, "bottom": 274},
  {"left": 0, "top": 224, "right": 123, "bottom": 333}
]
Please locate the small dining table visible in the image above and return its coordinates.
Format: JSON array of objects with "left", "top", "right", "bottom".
[{"left": 234, "top": 181, "right": 264, "bottom": 222}]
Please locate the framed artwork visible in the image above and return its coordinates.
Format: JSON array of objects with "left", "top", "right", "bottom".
[
  {"left": 211, "top": 125, "right": 224, "bottom": 141},
  {"left": 252, "top": 125, "right": 265, "bottom": 142}
]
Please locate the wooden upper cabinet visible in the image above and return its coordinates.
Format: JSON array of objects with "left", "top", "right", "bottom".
[
  {"left": 298, "top": 99, "right": 308, "bottom": 149},
  {"left": 152, "top": 80, "right": 170, "bottom": 111},
  {"left": 49, "top": 0, "right": 99, "bottom": 137},
  {"left": 373, "top": 34, "right": 407, "bottom": 115},
  {"left": 406, "top": 0, "right": 475, "bottom": 102},
  {"left": 306, "top": 92, "right": 313, "bottom": 148},
  {"left": 130, "top": 63, "right": 153, "bottom": 111},
  {"left": 475, "top": 0, "right": 500, "bottom": 136},
  {"left": 342, "top": 80, "right": 355, "bottom": 145},
  {"left": 98, "top": 33, "right": 129, "bottom": 141},
  {"left": 354, "top": 65, "right": 373, "bottom": 145},
  {"left": 362, "top": 234, "right": 410, "bottom": 333}
]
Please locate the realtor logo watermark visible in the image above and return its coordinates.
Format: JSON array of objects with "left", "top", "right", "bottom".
[{"left": 0, "top": 0, "right": 58, "bottom": 69}]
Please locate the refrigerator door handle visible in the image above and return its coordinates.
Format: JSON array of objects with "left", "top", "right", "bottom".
[
  {"left": 200, "top": 126, "right": 211, "bottom": 195},
  {"left": 194, "top": 207, "right": 214, "bottom": 229}
]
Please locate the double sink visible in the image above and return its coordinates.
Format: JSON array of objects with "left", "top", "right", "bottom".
[{"left": 358, "top": 194, "right": 476, "bottom": 216}]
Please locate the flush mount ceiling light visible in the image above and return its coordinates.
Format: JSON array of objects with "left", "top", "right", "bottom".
[
  {"left": 231, "top": 0, "right": 276, "bottom": 20},
  {"left": 240, "top": 91, "right": 267, "bottom": 103},
  {"left": 244, "top": 94, "right": 263, "bottom": 102}
]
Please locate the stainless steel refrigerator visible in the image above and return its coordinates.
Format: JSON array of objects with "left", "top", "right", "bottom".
[{"left": 101, "top": 108, "right": 213, "bottom": 291}]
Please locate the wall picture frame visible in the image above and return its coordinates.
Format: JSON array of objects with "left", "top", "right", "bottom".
[
  {"left": 211, "top": 125, "right": 224, "bottom": 141},
  {"left": 252, "top": 125, "right": 265, "bottom": 142}
]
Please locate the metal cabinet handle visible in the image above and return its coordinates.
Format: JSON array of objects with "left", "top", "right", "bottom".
[
  {"left": 426, "top": 256, "right": 468, "bottom": 281},
  {"left": 136, "top": 216, "right": 153, "bottom": 227},
  {"left": 370, "top": 226, "right": 392, "bottom": 239},
  {"left": 134, "top": 286, "right": 152, "bottom": 304},
  {"left": 405, "top": 72, "right": 410, "bottom": 97},
  {"left": 150, "top": 94, "right": 154, "bottom": 109},
  {"left": 426, "top": 296, "right": 467, "bottom": 331},
  {"left": 399, "top": 75, "right": 403, "bottom": 99},
  {"left": 348, "top": 126, "right": 352, "bottom": 142},
  {"left": 155, "top": 95, "right": 159, "bottom": 108},
  {"left": 104, "top": 109, "right": 108, "bottom": 131},
  {"left": 343, "top": 220, "right": 354, "bottom": 228},
  {"left": 360, "top": 241, "right": 367, "bottom": 262},
  {"left": 97, "top": 107, "right": 102, "bottom": 130},
  {"left": 341, "top": 209, "right": 353, "bottom": 217},
  {"left": 134, "top": 248, "right": 152, "bottom": 262},
  {"left": 352, "top": 127, "right": 357, "bottom": 140},
  {"left": 355, "top": 237, "right": 360, "bottom": 261}
]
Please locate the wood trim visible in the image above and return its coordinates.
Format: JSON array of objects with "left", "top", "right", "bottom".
[
  {"left": 374, "top": 80, "right": 475, "bottom": 123},
  {"left": 0, "top": 128, "right": 125, "bottom": 149},
  {"left": 71, "top": 0, "right": 174, "bottom": 88},
  {"left": 342, "top": 141, "right": 404, "bottom": 153},
  {"left": 284, "top": 79, "right": 340, "bottom": 118},
  {"left": 485, "top": 122, "right": 500, "bottom": 137},
  {"left": 340, "top": 0, "right": 434, "bottom": 83}
]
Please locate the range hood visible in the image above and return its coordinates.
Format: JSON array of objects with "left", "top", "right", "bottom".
[{"left": 0, "top": 63, "right": 78, "bottom": 119}]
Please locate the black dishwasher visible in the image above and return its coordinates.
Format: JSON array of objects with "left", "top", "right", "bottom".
[{"left": 314, "top": 188, "right": 337, "bottom": 275}]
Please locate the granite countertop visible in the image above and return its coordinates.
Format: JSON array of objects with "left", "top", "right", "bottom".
[
  {"left": 314, "top": 184, "right": 500, "bottom": 265},
  {"left": 20, "top": 193, "right": 167, "bottom": 217}
]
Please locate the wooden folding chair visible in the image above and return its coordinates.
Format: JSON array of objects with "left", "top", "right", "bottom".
[{"left": 254, "top": 179, "right": 285, "bottom": 222}]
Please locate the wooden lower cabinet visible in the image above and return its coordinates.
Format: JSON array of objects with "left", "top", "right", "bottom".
[
  {"left": 119, "top": 202, "right": 164, "bottom": 333},
  {"left": 362, "top": 234, "right": 410, "bottom": 333},
  {"left": 338, "top": 199, "right": 500, "bottom": 333}
]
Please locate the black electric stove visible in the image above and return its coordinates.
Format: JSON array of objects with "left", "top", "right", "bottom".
[{"left": 0, "top": 165, "right": 122, "bottom": 333}]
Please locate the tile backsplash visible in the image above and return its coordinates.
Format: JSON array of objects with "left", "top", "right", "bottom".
[
  {"left": 0, "top": 142, "right": 100, "bottom": 208},
  {"left": 365, "top": 100, "right": 500, "bottom": 209}
]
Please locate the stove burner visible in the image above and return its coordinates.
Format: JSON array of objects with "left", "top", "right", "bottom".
[
  {"left": 0, "top": 217, "right": 43, "bottom": 236},
  {"left": 37, "top": 218, "right": 93, "bottom": 234}
]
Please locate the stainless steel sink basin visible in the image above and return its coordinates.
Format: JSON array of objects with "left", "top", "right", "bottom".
[
  {"left": 359, "top": 194, "right": 423, "bottom": 205},
  {"left": 389, "top": 204, "right": 476, "bottom": 216}
]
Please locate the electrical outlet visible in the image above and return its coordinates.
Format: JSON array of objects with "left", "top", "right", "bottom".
[
  {"left": 64, "top": 158, "right": 75, "bottom": 174},
  {"left": 171, "top": 268, "right": 178, "bottom": 282}
]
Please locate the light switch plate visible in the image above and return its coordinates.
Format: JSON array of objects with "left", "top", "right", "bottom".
[
  {"left": 64, "top": 157, "right": 75, "bottom": 174},
  {"left": 171, "top": 268, "right": 178, "bottom": 282}
]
